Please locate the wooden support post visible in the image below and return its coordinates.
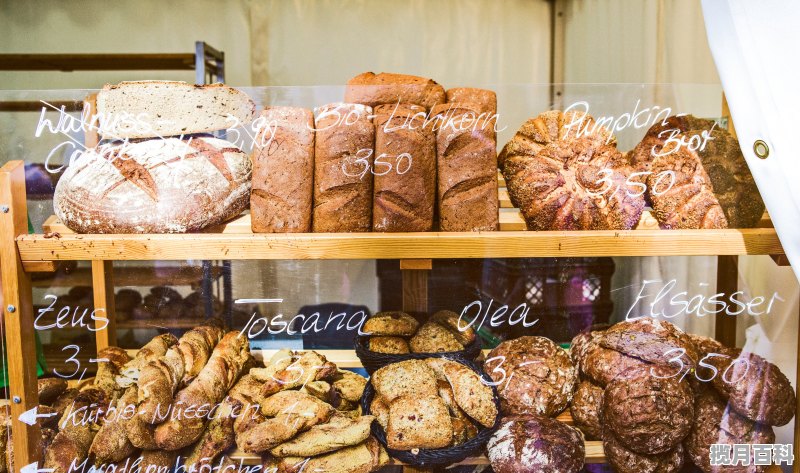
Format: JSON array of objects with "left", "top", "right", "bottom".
[
  {"left": 0, "top": 161, "right": 41, "bottom": 469},
  {"left": 401, "top": 259, "right": 431, "bottom": 314},
  {"left": 84, "top": 93, "right": 98, "bottom": 148},
  {"left": 92, "top": 260, "right": 116, "bottom": 349},
  {"left": 715, "top": 255, "right": 739, "bottom": 347}
]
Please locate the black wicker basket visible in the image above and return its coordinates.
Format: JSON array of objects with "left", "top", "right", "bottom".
[
  {"left": 354, "top": 334, "right": 483, "bottom": 375},
  {"left": 360, "top": 357, "right": 501, "bottom": 467}
]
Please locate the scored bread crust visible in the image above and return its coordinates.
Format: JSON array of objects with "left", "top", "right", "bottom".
[
  {"left": 501, "top": 110, "right": 644, "bottom": 230},
  {"left": 96, "top": 81, "right": 255, "bottom": 139},
  {"left": 487, "top": 415, "right": 585, "bottom": 473},
  {"left": 345, "top": 72, "right": 446, "bottom": 111},
  {"left": 603, "top": 430, "right": 684, "bottom": 473},
  {"left": 570, "top": 381, "right": 604, "bottom": 440},
  {"left": 54, "top": 137, "right": 251, "bottom": 233}
]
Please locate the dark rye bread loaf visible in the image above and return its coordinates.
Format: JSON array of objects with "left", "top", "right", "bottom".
[
  {"left": 600, "top": 318, "right": 699, "bottom": 368},
  {"left": 345, "top": 72, "right": 446, "bottom": 111},
  {"left": 486, "top": 336, "right": 576, "bottom": 417},
  {"left": 603, "top": 430, "right": 684, "bottom": 473},
  {"left": 54, "top": 136, "right": 251, "bottom": 233},
  {"left": 251, "top": 106, "right": 315, "bottom": 233},
  {"left": 431, "top": 103, "right": 499, "bottom": 232},
  {"left": 580, "top": 334, "right": 650, "bottom": 387},
  {"left": 445, "top": 88, "right": 498, "bottom": 140},
  {"left": 602, "top": 366, "right": 694, "bottom": 455},
  {"left": 313, "top": 103, "right": 375, "bottom": 232},
  {"left": 372, "top": 103, "right": 436, "bottom": 232},
  {"left": 710, "top": 351, "right": 796, "bottom": 426},
  {"left": 685, "top": 389, "right": 775, "bottom": 473},
  {"left": 570, "top": 380, "right": 603, "bottom": 439},
  {"left": 487, "top": 415, "right": 585, "bottom": 473}
]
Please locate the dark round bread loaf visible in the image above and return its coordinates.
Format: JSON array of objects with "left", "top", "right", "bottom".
[
  {"left": 604, "top": 430, "right": 684, "bottom": 473},
  {"left": 487, "top": 415, "right": 585, "bottom": 473},
  {"left": 570, "top": 380, "right": 603, "bottom": 439},
  {"left": 500, "top": 110, "right": 644, "bottom": 230},
  {"left": 710, "top": 351, "right": 796, "bottom": 426},
  {"left": 114, "top": 289, "right": 142, "bottom": 312},
  {"left": 602, "top": 366, "right": 694, "bottom": 455},
  {"left": 581, "top": 336, "right": 650, "bottom": 387},
  {"left": 685, "top": 389, "right": 775, "bottom": 473},
  {"left": 600, "top": 318, "right": 699, "bottom": 369},
  {"left": 150, "top": 286, "right": 183, "bottom": 303},
  {"left": 569, "top": 330, "right": 598, "bottom": 371},
  {"left": 486, "top": 336, "right": 577, "bottom": 416}
]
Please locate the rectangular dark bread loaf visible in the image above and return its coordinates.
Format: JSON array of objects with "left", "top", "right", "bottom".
[
  {"left": 251, "top": 107, "right": 315, "bottom": 232},
  {"left": 432, "top": 104, "right": 499, "bottom": 231},
  {"left": 446, "top": 87, "right": 498, "bottom": 141},
  {"left": 373, "top": 103, "right": 437, "bottom": 232},
  {"left": 345, "top": 72, "right": 446, "bottom": 111},
  {"left": 313, "top": 103, "right": 375, "bottom": 232}
]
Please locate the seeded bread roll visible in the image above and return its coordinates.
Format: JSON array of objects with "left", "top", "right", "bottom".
[
  {"left": 602, "top": 366, "right": 694, "bottom": 455},
  {"left": 710, "top": 351, "right": 796, "bottom": 426},
  {"left": 345, "top": 72, "right": 446, "bottom": 111},
  {"left": 409, "top": 322, "right": 464, "bottom": 353},
  {"left": 430, "top": 310, "right": 476, "bottom": 346},
  {"left": 372, "top": 103, "right": 436, "bottom": 232},
  {"left": 96, "top": 81, "right": 256, "bottom": 139},
  {"left": 487, "top": 415, "right": 585, "bottom": 473},
  {"left": 251, "top": 106, "right": 315, "bottom": 232},
  {"left": 387, "top": 394, "right": 453, "bottom": 449},
  {"left": 313, "top": 102, "right": 375, "bottom": 232},
  {"left": 486, "top": 336, "right": 577, "bottom": 416},
  {"left": 684, "top": 389, "right": 775, "bottom": 473},
  {"left": 369, "top": 336, "right": 410, "bottom": 354},
  {"left": 570, "top": 380, "right": 603, "bottom": 439},
  {"left": 604, "top": 430, "right": 684, "bottom": 473},
  {"left": 431, "top": 103, "right": 499, "bottom": 232},
  {"left": 363, "top": 311, "right": 418, "bottom": 336}
]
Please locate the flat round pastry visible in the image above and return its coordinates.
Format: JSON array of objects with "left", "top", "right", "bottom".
[
  {"left": 581, "top": 336, "right": 650, "bottom": 387},
  {"left": 628, "top": 115, "right": 764, "bottom": 228},
  {"left": 685, "top": 389, "right": 775, "bottom": 473},
  {"left": 603, "top": 430, "right": 684, "bottom": 473},
  {"left": 602, "top": 366, "right": 694, "bottom": 455},
  {"left": 486, "top": 336, "right": 577, "bottom": 416},
  {"left": 570, "top": 380, "right": 603, "bottom": 439},
  {"left": 599, "top": 318, "right": 699, "bottom": 369},
  {"left": 54, "top": 136, "right": 251, "bottom": 233},
  {"left": 487, "top": 415, "right": 585, "bottom": 473},
  {"left": 647, "top": 141, "right": 728, "bottom": 229},
  {"left": 500, "top": 110, "right": 644, "bottom": 230},
  {"left": 710, "top": 351, "right": 796, "bottom": 426},
  {"left": 362, "top": 311, "right": 419, "bottom": 336}
]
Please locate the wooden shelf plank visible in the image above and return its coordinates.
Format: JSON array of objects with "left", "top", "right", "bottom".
[
  {"left": 17, "top": 216, "right": 785, "bottom": 260},
  {"left": 0, "top": 53, "right": 195, "bottom": 71}
]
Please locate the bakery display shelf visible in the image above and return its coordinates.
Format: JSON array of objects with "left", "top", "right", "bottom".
[{"left": 29, "top": 264, "right": 223, "bottom": 288}]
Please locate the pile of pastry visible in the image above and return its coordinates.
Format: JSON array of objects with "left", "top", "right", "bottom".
[
  {"left": 368, "top": 358, "right": 497, "bottom": 451},
  {"left": 363, "top": 310, "right": 476, "bottom": 354},
  {"left": 12, "top": 322, "right": 389, "bottom": 473},
  {"left": 501, "top": 111, "right": 765, "bottom": 230}
]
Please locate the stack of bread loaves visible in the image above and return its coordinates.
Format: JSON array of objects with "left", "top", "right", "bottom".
[
  {"left": 570, "top": 318, "right": 796, "bottom": 473},
  {"left": 251, "top": 72, "right": 499, "bottom": 233},
  {"left": 362, "top": 310, "right": 476, "bottom": 355},
  {"left": 54, "top": 81, "right": 254, "bottom": 233},
  {"left": 30, "top": 325, "right": 389, "bottom": 473}
]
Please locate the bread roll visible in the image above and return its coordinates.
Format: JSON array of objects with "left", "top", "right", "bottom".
[
  {"left": 313, "top": 103, "right": 375, "bottom": 232},
  {"left": 251, "top": 106, "right": 315, "bottom": 232},
  {"left": 345, "top": 72, "right": 445, "bottom": 110},
  {"left": 54, "top": 136, "right": 251, "bottom": 233},
  {"left": 488, "top": 415, "right": 585, "bottom": 473},
  {"left": 96, "top": 81, "right": 255, "bottom": 139},
  {"left": 373, "top": 103, "right": 436, "bottom": 231},
  {"left": 432, "top": 103, "right": 498, "bottom": 231}
]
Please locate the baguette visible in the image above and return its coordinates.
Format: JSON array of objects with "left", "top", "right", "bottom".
[
  {"left": 117, "top": 333, "right": 178, "bottom": 387},
  {"left": 137, "top": 324, "right": 224, "bottom": 423},
  {"left": 154, "top": 332, "right": 250, "bottom": 450},
  {"left": 183, "top": 399, "right": 238, "bottom": 471},
  {"left": 89, "top": 386, "right": 139, "bottom": 463},
  {"left": 96, "top": 81, "right": 256, "bottom": 140}
]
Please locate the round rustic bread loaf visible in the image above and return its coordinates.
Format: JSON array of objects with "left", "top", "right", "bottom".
[
  {"left": 487, "top": 415, "right": 585, "bottom": 473},
  {"left": 54, "top": 136, "right": 251, "bottom": 233},
  {"left": 685, "top": 389, "right": 776, "bottom": 473},
  {"left": 602, "top": 366, "right": 694, "bottom": 455},
  {"left": 628, "top": 115, "right": 764, "bottom": 228},
  {"left": 604, "top": 430, "right": 684, "bottom": 473},
  {"left": 570, "top": 380, "right": 603, "bottom": 439},
  {"left": 500, "top": 110, "right": 644, "bottom": 230},
  {"left": 710, "top": 351, "right": 796, "bottom": 426},
  {"left": 599, "top": 318, "right": 699, "bottom": 369},
  {"left": 486, "top": 336, "right": 577, "bottom": 416},
  {"left": 569, "top": 330, "right": 597, "bottom": 371},
  {"left": 580, "top": 335, "right": 650, "bottom": 387}
]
